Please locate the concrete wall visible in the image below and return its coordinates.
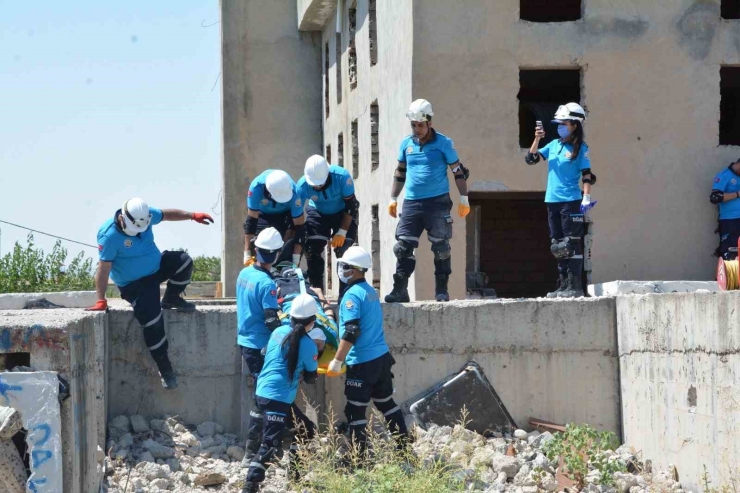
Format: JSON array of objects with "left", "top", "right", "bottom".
[
  {"left": 411, "top": 0, "right": 739, "bottom": 287},
  {"left": 0, "top": 310, "right": 107, "bottom": 493},
  {"left": 618, "top": 292, "right": 740, "bottom": 491},
  {"left": 221, "top": 0, "right": 322, "bottom": 296},
  {"left": 320, "top": 0, "right": 415, "bottom": 299},
  {"left": 107, "top": 297, "right": 620, "bottom": 436}
]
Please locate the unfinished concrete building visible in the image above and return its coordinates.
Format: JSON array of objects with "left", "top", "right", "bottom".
[{"left": 221, "top": 0, "right": 740, "bottom": 301}]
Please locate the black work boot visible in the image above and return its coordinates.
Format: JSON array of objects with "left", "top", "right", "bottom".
[
  {"left": 558, "top": 272, "right": 584, "bottom": 298},
  {"left": 384, "top": 274, "right": 410, "bottom": 303},
  {"left": 241, "top": 481, "right": 260, "bottom": 493},
  {"left": 161, "top": 291, "right": 195, "bottom": 312},
  {"left": 152, "top": 351, "right": 178, "bottom": 390},
  {"left": 546, "top": 274, "right": 567, "bottom": 299},
  {"left": 435, "top": 275, "right": 449, "bottom": 302}
]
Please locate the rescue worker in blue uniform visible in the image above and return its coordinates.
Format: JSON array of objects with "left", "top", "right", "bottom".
[
  {"left": 244, "top": 170, "right": 306, "bottom": 268},
  {"left": 385, "top": 99, "right": 471, "bottom": 303},
  {"left": 242, "top": 293, "right": 319, "bottom": 493},
  {"left": 327, "top": 246, "right": 409, "bottom": 455},
  {"left": 525, "top": 103, "right": 596, "bottom": 298},
  {"left": 297, "top": 155, "right": 359, "bottom": 296},
  {"left": 86, "top": 198, "right": 214, "bottom": 389},
  {"left": 710, "top": 157, "right": 740, "bottom": 259},
  {"left": 236, "top": 227, "right": 285, "bottom": 465}
]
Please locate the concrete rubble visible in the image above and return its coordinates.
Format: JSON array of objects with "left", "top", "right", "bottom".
[{"left": 103, "top": 413, "right": 685, "bottom": 493}]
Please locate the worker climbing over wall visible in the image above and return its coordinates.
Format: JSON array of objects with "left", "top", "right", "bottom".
[
  {"left": 244, "top": 170, "right": 305, "bottom": 268},
  {"left": 86, "top": 198, "right": 213, "bottom": 389},
  {"left": 297, "top": 154, "right": 359, "bottom": 298},
  {"left": 386, "top": 99, "right": 471, "bottom": 303},
  {"left": 525, "top": 102, "right": 596, "bottom": 298},
  {"left": 710, "top": 157, "right": 740, "bottom": 260},
  {"left": 326, "top": 246, "right": 409, "bottom": 458},
  {"left": 236, "top": 228, "right": 285, "bottom": 467},
  {"left": 242, "top": 293, "right": 319, "bottom": 492}
]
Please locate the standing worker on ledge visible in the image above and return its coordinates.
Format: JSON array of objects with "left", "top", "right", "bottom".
[
  {"left": 297, "top": 154, "right": 359, "bottom": 297},
  {"left": 244, "top": 170, "right": 305, "bottom": 268},
  {"left": 86, "top": 198, "right": 214, "bottom": 389},
  {"left": 525, "top": 103, "right": 596, "bottom": 298},
  {"left": 385, "top": 99, "right": 471, "bottom": 303},
  {"left": 710, "top": 157, "right": 740, "bottom": 259},
  {"left": 326, "top": 246, "right": 409, "bottom": 456}
]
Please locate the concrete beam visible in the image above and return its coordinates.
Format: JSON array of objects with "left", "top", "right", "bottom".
[{"left": 297, "top": 0, "right": 337, "bottom": 31}]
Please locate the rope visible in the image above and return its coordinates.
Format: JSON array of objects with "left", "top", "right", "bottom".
[
  {"left": 726, "top": 259, "right": 740, "bottom": 290},
  {"left": 0, "top": 218, "right": 97, "bottom": 249}
]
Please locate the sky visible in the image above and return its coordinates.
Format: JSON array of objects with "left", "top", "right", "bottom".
[{"left": 0, "top": 0, "right": 222, "bottom": 261}]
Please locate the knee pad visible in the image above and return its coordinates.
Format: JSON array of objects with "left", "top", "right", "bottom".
[
  {"left": 393, "top": 240, "right": 415, "bottom": 260},
  {"left": 431, "top": 241, "right": 451, "bottom": 261},
  {"left": 304, "top": 239, "right": 326, "bottom": 260},
  {"left": 550, "top": 238, "right": 574, "bottom": 260}
]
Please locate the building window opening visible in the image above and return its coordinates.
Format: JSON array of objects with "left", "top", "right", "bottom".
[
  {"left": 369, "top": 0, "right": 378, "bottom": 66},
  {"left": 722, "top": 0, "right": 740, "bottom": 19},
  {"left": 338, "top": 133, "right": 344, "bottom": 167},
  {"left": 371, "top": 101, "right": 379, "bottom": 171},
  {"left": 325, "top": 144, "right": 331, "bottom": 164},
  {"left": 518, "top": 69, "right": 581, "bottom": 149},
  {"left": 371, "top": 205, "right": 381, "bottom": 293},
  {"left": 336, "top": 33, "right": 343, "bottom": 104},
  {"left": 352, "top": 119, "right": 359, "bottom": 179},
  {"left": 467, "top": 192, "right": 557, "bottom": 299},
  {"left": 349, "top": 5, "right": 358, "bottom": 90},
  {"left": 521, "top": 0, "right": 582, "bottom": 23},
  {"left": 324, "top": 43, "right": 330, "bottom": 118},
  {"left": 720, "top": 67, "right": 740, "bottom": 145}
]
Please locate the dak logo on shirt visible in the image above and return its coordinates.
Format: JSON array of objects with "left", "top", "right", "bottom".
[
  {"left": 564, "top": 151, "right": 572, "bottom": 160},
  {"left": 295, "top": 198, "right": 302, "bottom": 207},
  {"left": 261, "top": 199, "right": 269, "bottom": 205},
  {"left": 124, "top": 239, "right": 133, "bottom": 248},
  {"left": 311, "top": 195, "right": 318, "bottom": 201},
  {"left": 345, "top": 300, "right": 354, "bottom": 310},
  {"left": 406, "top": 146, "right": 414, "bottom": 155},
  {"left": 346, "top": 178, "right": 352, "bottom": 186},
  {"left": 732, "top": 179, "right": 737, "bottom": 185}
]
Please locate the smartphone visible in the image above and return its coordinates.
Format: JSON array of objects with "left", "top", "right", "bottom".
[{"left": 535, "top": 120, "right": 543, "bottom": 130}]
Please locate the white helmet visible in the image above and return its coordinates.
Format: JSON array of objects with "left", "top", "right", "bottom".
[
  {"left": 265, "top": 170, "right": 294, "bottom": 203},
  {"left": 304, "top": 155, "right": 330, "bottom": 187},
  {"left": 254, "top": 227, "right": 284, "bottom": 251},
  {"left": 338, "top": 245, "right": 372, "bottom": 270},
  {"left": 121, "top": 198, "right": 152, "bottom": 236},
  {"left": 552, "top": 102, "right": 586, "bottom": 123},
  {"left": 406, "top": 99, "right": 433, "bottom": 122},
  {"left": 291, "top": 293, "right": 318, "bottom": 319}
]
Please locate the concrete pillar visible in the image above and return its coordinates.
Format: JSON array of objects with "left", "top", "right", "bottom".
[{"left": 220, "top": 0, "right": 323, "bottom": 296}]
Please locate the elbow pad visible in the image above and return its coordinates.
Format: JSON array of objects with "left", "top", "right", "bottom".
[
  {"left": 304, "top": 370, "right": 318, "bottom": 384},
  {"left": 395, "top": 166, "right": 407, "bottom": 183},
  {"left": 581, "top": 169, "right": 596, "bottom": 185},
  {"left": 525, "top": 152, "right": 540, "bottom": 165},
  {"left": 264, "top": 309, "right": 280, "bottom": 331},
  {"left": 342, "top": 320, "right": 361, "bottom": 344},
  {"left": 292, "top": 223, "right": 305, "bottom": 245},
  {"left": 711, "top": 190, "right": 724, "bottom": 204},
  {"left": 452, "top": 162, "right": 470, "bottom": 181},
  {"left": 244, "top": 215, "right": 258, "bottom": 235},
  {"left": 344, "top": 197, "right": 359, "bottom": 216}
]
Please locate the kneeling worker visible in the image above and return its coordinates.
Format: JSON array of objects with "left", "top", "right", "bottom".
[
  {"left": 87, "top": 198, "right": 214, "bottom": 389},
  {"left": 327, "top": 246, "right": 409, "bottom": 454},
  {"left": 245, "top": 170, "right": 305, "bottom": 267}
]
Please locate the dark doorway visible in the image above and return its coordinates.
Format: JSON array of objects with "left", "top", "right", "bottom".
[
  {"left": 518, "top": 69, "right": 581, "bottom": 148},
  {"left": 520, "top": 0, "right": 582, "bottom": 23},
  {"left": 468, "top": 192, "right": 558, "bottom": 298}
]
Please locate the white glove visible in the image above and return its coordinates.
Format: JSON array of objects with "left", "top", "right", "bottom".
[
  {"left": 580, "top": 194, "right": 597, "bottom": 213},
  {"left": 327, "top": 359, "right": 343, "bottom": 374},
  {"left": 292, "top": 254, "right": 301, "bottom": 267},
  {"left": 244, "top": 251, "right": 251, "bottom": 263}
]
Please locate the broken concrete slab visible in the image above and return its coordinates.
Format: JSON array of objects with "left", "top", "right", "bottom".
[
  {"left": 588, "top": 280, "right": 718, "bottom": 296},
  {"left": 406, "top": 361, "right": 517, "bottom": 436},
  {"left": 0, "top": 291, "right": 96, "bottom": 310}
]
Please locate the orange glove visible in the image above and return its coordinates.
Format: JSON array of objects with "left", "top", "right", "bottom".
[
  {"left": 326, "top": 358, "right": 344, "bottom": 377},
  {"left": 331, "top": 229, "right": 347, "bottom": 248},
  {"left": 86, "top": 300, "right": 108, "bottom": 312},
  {"left": 388, "top": 199, "right": 398, "bottom": 218},
  {"left": 458, "top": 196, "right": 470, "bottom": 218},
  {"left": 191, "top": 212, "right": 214, "bottom": 224},
  {"left": 244, "top": 251, "right": 255, "bottom": 267}
]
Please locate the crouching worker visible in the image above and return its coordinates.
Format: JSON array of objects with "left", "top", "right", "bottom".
[
  {"left": 326, "top": 246, "right": 409, "bottom": 456},
  {"left": 242, "top": 293, "right": 319, "bottom": 493},
  {"left": 87, "top": 198, "right": 214, "bottom": 389}
]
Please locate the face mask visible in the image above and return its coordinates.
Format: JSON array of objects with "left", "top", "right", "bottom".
[
  {"left": 338, "top": 264, "right": 354, "bottom": 283},
  {"left": 557, "top": 125, "right": 571, "bottom": 138}
]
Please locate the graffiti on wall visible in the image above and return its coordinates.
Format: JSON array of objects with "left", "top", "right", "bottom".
[
  {"left": 0, "top": 325, "right": 66, "bottom": 353},
  {"left": 0, "top": 372, "right": 63, "bottom": 493}
]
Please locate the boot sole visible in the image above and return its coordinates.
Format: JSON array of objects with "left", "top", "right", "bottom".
[{"left": 161, "top": 304, "right": 196, "bottom": 312}]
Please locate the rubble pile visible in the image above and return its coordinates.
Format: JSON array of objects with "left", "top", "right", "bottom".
[
  {"left": 102, "top": 415, "right": 289, "bottom": 493},
  {"left": 102, "top": 415, "right": 685, "bottom": 493},
  {"left": 413, "top": 423, "right": 685, "bottom": 493}
]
